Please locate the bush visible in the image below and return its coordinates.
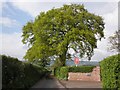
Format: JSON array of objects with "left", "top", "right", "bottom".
[
  {"left": 100, "top": 54, "right": 120, "bottom": 89},
  {"left": 54, "top": 67, "right": 61, "bottom": 79},
  {"left": 68, "top": 66, "right": 95, "bottom": 73},
  {"left": 2, "top": 55, "right": 48, "bottom": 89},
  {"left": 59, "top": 67, "right": 68, "bottom": 80},
  {"left": 54, "top": 67, "right": 68, "bottom": 80}
]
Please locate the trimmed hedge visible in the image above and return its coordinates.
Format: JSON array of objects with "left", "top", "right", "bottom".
[
  {"left": 2, "top": 55, "right": 48, "bottom": 89},
  {"left": 54, "top": 66, "right": 95, "bottom": 80},
  {"left": 100, "top": 54, "right": 120, "bottom": 89},
  {"left": 68, "top": 66, "right": 95, "bottom": 73}
]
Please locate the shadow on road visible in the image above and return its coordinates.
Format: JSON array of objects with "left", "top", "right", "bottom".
[{"left": 30, "top": 75, "right": 65, "bottom": 89}]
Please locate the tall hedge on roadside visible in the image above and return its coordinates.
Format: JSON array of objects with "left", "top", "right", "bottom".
[
  {"left": 100, "top": 54, "right": 120, "bottom": 89},
  {"left": 2, "top": 55, "right": 48, "bottom": 89}
]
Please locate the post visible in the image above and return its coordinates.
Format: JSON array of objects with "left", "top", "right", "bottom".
[{"left": 76, "top": 64, "right": 78, "bottom": 67}]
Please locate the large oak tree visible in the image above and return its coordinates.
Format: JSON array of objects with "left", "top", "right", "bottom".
[{"left": 22, "top": 4, "right": 105, "bottom": 66}]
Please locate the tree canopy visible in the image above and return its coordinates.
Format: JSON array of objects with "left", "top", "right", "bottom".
[{"left": 22, "top": 4, "right": 105, "bottom": 66}]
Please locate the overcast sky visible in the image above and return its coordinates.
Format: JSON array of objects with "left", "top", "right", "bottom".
[{"left": 0, "top": 0, "right": 119, "bottom": 61}]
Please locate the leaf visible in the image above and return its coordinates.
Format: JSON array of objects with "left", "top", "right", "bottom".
[{"left": 22, "top": 4, "right": 105, "bottom": 66}]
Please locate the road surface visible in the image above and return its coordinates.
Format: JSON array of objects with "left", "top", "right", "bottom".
[
  {"left": 59, "top": 80, "right": 102, "bottom": 88},
  {"left": 31, "top": 76, "right": 65, "bottom": 89},
  {"left": 30, "top": 76, "right": 102, "bottom": 89}
]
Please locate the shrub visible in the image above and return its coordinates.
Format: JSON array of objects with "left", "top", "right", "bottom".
[
  {"left": 59, "top": 67, "right": 68, "bottom": 80},
  {"left": 54, "top": 67, "right": 68, "bottom": 80},
  {"left": 2, "top": 55, "right": 48, "bottom": 89},
  {"left": 54, "top": 67, "right": 61, "bottom": 79},
  {"left": 100, "top": 54, "right": 120, "bottom": 89},
  {"left": 68, "top": 66, "right": 95, "bottom": 73}
]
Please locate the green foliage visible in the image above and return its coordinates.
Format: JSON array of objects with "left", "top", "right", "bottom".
[
  {"left": 54, "top": 66, "right": 94, "bottom": 80},
  {"left": 22, "top": 4, "right": 105, "bottom": 66},
  {"left": 2, "top": 55, "right": 48, "bottom": 88},
  {"left": 100, "top": 54, "right": 120, "bottom": 89},
  {"left": 54, "top": 67, "right": 68, "bottom": 80},
  {"left": 54, "top": 67, "right": 61, "bottom": 79},
  {"left": 59, "top": 67, "right": 68, "bottom": 80},
  {"left": 68, "top": 66, "right": 95, "bottom": 73}
]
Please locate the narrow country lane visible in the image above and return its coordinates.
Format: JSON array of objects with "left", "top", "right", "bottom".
[
  {"left": 30, "top": 75, "right": 102, "bottom": 89},
  {"left": 30, "top": 76, "right": 65, "bottom": 89}
]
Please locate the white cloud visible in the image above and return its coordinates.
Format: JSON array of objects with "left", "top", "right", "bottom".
[
  {"left": 91, "top": 6, "right": 118, "bottom": 61},
  {"left": 0, "top": 33, "right": 28, "bottom": 60},
  {"left": 87, "top": 3, "right": 117, "bottom": 15},
  {"left": 98, "top": 3, "right": 117, "bottom": 14},
  {"left": 11, "top": 1, "right": 62, "bottom": 17},
  {"left": 6, "top": 1, "right": 119, "bottom": 18},
  {"left": 11, "top": 2, "right": 41, "bottom": 17},
  {"left": 0, "top": 2, "right": 3, "bottom": 16},
  {"left": 91, "top": 49, "right": 115, "bottom": 61},
  {"left": 10, "top": 1, "right": 72, "bottom": 17},
  {"left": 103, "top": 7, "right": 118, "bottom": 38},
  {"left": 0, "top": 2, "right": 2, "bottom": 9},
  {"left": 0, "top": 1, "right": 4, "bottom": 9},
  {"left": 0, "top": 17, "right": 20, "bottom": 27}
]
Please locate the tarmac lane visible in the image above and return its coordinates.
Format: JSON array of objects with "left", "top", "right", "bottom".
[
  {"left": 30, "top": 76, "right": 102, "bottom": 89},
  {"left": 59, "top": 80, "right": 102, "bottom": 88},
  {"left": 30, "top": 76, "right": 65, "bottom": 89}
]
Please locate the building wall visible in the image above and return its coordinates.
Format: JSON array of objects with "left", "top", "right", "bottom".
[{"left": 68, "top": 66, "right": 100, "bottom": 81}]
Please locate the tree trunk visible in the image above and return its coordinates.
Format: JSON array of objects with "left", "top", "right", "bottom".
[
  {"left": 59, "top": 55, "right": 66, "bottom": 66},
  {"left": 59, "top": 48, "right": 68, "bottom": 66}
]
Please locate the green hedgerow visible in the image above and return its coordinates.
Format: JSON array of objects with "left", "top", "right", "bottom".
[
  {"left": 68, "top": 66, "right": 95, "bottom": 73},
  {"left": 100, "top": 54, "right": 120, "bottom": 89},
  {"left": 2, "top": 55, "right": 48, "bottom": 88}
]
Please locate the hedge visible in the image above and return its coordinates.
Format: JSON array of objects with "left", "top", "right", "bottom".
[
  {"left": 68, "top": 66, "right": 95, "bottom": 73},
  {"left": 2, "top": 55, "right": 48, "bottom": 89},
  {"left": 54, "top": 66, "right": 95, "bottom": 80},
  {"left": 100, "top": 54, "right": 120, "bottom": 89}
]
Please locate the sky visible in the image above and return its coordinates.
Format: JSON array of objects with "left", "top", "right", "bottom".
[{"left": 0, "top": 0, "right": 119, "bottom": 61}]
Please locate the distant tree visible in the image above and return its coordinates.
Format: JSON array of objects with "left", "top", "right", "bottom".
[
  {"left": 22, "top": 4, "right": 105, "bottom": 66},
  {"left": 108, "top": 30, "right": 120, "bottom": 53}
]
